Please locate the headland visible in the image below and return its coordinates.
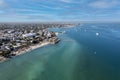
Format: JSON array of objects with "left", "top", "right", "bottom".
[{"left": 0, "top": 22, "right": 79, "bottom": 62}]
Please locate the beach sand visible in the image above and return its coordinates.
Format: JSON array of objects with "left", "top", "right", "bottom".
[{"left": 0, "top": 42, "right": 51, "bottom": 63}]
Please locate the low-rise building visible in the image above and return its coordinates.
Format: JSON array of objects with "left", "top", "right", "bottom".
[{"left": 22, "top": 33, "right": 37, "bottom": 38}]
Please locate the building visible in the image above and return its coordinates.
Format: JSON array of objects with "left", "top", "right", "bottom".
[{"left": 22, "top": 33, "right": 37, "bottom": 38}]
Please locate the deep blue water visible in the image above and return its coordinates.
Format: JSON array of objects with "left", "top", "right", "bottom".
[{"left": 0, "top": 23, "right": 120, "bottom": 80}]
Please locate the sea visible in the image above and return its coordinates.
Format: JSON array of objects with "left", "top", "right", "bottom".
[{"left": 0, "top": 23, "right": 120, "bottom": 80}]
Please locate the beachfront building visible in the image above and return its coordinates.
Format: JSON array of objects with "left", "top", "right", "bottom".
[
  {"left": 0, "top": 24, "right": 61, "bottom": 60},
  {"left": 22, "top": 33, "right": 37, "bottom": 38}
]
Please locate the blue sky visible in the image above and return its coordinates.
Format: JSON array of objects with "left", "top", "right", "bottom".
[{"left": 0, "top": 0, "right": 120, "bottom": 22}]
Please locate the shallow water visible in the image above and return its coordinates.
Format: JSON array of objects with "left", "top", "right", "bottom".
[{"left": 0, "top": 23, "right": 120, "bottom": 80}]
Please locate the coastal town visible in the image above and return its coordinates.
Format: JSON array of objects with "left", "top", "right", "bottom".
[{"left": 0, "top": 23, "right": 79, "bottom": 62}]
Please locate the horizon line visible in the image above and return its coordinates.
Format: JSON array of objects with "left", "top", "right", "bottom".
[{"left": 0, "top": 21, "right": 119, "bottom": 24}]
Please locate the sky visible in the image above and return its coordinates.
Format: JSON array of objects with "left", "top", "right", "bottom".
[{"left": 0, "top": 0, "right": 120, "bottom": 22}]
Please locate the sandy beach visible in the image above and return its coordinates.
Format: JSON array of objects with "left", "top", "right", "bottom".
[
  {"left": 0, "top": 42, "right": 51, "bottom": 63},
  {"left": 15, "top": 42, "right": 51, "bottom": 56}
]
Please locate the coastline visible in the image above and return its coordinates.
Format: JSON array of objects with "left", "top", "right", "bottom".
[
  {"left": 0, "top": 42, "right": 51, "bottom": 63},
  {"left": 15, "top": 42, "right": 51, "bottom": 56}
]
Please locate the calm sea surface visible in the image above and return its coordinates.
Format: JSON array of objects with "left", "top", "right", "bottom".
[{"left": 0, "top": 23, "right": 120, "bottom": 80}]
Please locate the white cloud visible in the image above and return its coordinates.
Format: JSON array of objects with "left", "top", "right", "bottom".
[
  {"left": 89, "top": 1, "right": 119, "bottom": 9},
  {"left": 60, "top": 0, "right": 78, "bottom": 3},
  {"left": 39, "top": 5, "right": 63, "bottom": 10},
  {"left": 60, "top": 0, "right": 71, "bottom": 3},
  {"left": 0, "top": 0, "right": 5, "bottom": 6},
  {"left": 60, "top": 0, "right": 81, "bottom": 4}
]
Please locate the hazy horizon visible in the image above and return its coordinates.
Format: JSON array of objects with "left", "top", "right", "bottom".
[{"left": 0, "top": 21, "right": 119, "bottom": 24}]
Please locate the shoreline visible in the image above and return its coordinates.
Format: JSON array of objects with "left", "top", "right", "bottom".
[
  {"left": 0, "top": 42, "right": 52, "bottom": 63},
  {"left": 15, "top": 42, "right": 51, "bottom": 56}
]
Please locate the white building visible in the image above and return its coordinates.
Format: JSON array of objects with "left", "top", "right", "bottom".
[{"left": 22, "top": 33, "right": 37, "bottom": 38}]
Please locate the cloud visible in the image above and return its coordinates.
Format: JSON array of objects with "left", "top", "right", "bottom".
[
  {"left": 0, "top": 0, "right": 6, "bottom": 7},
  {"left": 39, "top": 4, "right": 63, "bottom": 10},
  {"left": 60, "top": 0, "right": 78, "bottom": 3},
  {"left": 89, "top": 0, "right": 119, "bottom": 9},
  {"left": 0, "top": 0, "right": 8, "bottom": 8},
  {"left": 0, "top": 0, "right": 4, "bottom": 4},
  {"left": 0, "top": 0, "right": 120, "bottom": 22},
  {"left": 0, "top": 13, "right": 29, "bottom": 19},
  {"left": 60, "top": 0, "right": 71, "bottom": 3}
]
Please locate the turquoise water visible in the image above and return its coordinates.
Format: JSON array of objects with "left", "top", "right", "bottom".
[{"left": 0, "top": 23, "right": 120, "bottom": 80}]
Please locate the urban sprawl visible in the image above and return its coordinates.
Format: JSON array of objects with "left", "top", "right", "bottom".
[{"left": 0, "top": 23, "right": 79, "bottom": 62}]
